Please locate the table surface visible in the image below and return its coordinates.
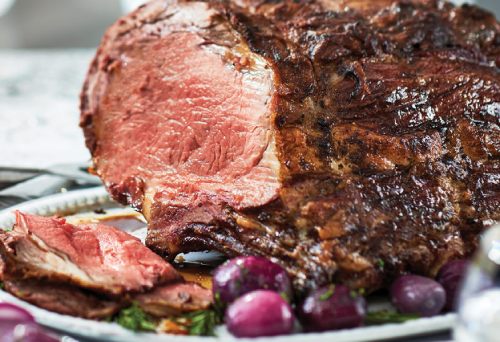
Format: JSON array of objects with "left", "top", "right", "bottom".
[
  {"left": 0, "top": 49, "right": 454, "bottom": 342},
  {"left": 0, "top": 49, "right": 91, "bottom": 168}
]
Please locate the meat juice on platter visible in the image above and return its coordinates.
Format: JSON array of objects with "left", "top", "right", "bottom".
[{"left": 1, "top": 0, "right": 499, "bottom": 339}]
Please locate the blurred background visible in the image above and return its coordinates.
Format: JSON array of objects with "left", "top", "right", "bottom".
[
  {"left": 0, "top": 0, "right": 498, "bottom": 169},
  {"left": 0, "top": 0, "right": 498, "bottom": 48},
  {"left": 0, "top": 0, "right": 145, "bottom": 48}
]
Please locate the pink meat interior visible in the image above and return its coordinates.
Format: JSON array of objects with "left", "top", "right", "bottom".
[
  {"left": 95, "top": 30, "right": 279, "bottom": 210},
  {"left": 14, "top": 212, "right": 179, "bottom": 294}
]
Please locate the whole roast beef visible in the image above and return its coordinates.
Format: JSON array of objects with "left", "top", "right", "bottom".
[{"left": 81, "top": 0, "right": 500, "bottom": 293}]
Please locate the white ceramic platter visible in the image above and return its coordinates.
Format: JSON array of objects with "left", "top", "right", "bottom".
[{"left": 0, "top": 187, "right": 456, "bottom": 342}]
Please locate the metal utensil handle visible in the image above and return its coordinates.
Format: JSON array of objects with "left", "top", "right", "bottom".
[
  {"left": 0, "top": 164, "right": 101, "bottom": 185},
  {"left": 0, "top": 166, "right": 45, "bottom": 174},
  {"left": 0, "top": 175, "right": 73, "bottom": 198}
]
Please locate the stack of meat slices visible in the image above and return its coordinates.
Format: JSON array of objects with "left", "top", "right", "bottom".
[{"left": 0, "top": 212, "right": 212, "bottom": 319}]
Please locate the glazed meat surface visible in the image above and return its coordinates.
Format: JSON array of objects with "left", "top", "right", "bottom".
[{"left": 81, "top": 0, "right": 500, "bottom": 293}]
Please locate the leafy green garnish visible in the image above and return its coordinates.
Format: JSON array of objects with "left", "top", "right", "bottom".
[
  {"left": 279, "top": 291, "right": 290, "bottom": 303},
  {"left": 319, "top": 284, "right": 335, "bottom": 301},
  {"left": 350, "top": 288, "right": 366, "bottom": 298},
  {"left": 376, "top": 258, "right": 385, "bottom": 269},
  {"left": 0, "top": 282, "right": 4, "bottom": 290},
  {"left": 116, "top": 303, "right": 220, "bottom": 336},
  {"left": 213, "top": 292, "right": 225, "bottom": 319},
  {"left": 116, "top": 303, "right": 157, "bottom": 332},
  {"left": 365, "top": 310, "right": 419, "bottom": 325},
  {"left": 165, "top": 310, "right": 220, "bottom": 336},
  {"left": 184, "top": 310, "right": 220, "bottom": 336}
]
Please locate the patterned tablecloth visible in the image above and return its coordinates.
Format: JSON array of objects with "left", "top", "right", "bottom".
[{"left": 0, "top": 49, "right": 92, "bottom": 167}]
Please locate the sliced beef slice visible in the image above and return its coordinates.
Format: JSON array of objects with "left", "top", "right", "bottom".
[
  {"left": 4, "top": 279, "right": 122, "bottom": 320},
  {"left": 0, "top": 212, "right": 212, "bottom": 318},
  {"left": 136, "top": 282, "right": 213, "bottom": 317},
  {"left": 1, "top": 212, "right": 180, "bottom": 295}
]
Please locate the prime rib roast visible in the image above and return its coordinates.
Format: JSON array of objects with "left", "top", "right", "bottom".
[
  {"left": 81, "top": 0, "right": 500, "bottom": 293},
  {"left": 0, "top": 212, "right": 211, "bottom": 318}
]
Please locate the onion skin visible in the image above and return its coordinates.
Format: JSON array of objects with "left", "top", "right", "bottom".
[
  {"left": 5, "top": 323, "right": 59, "bottom": 342},
  {"left": 225, "top": 290, "right": 295, "bottom": 338},
  {"left": 212, "top": 256, "right": 292, "bottom": 305},
  {"left": 0, "top": 303, "right": 58, "bottom": 342},
  {"left": 437, "top": 260, "right": 468, "bottom": 311},
  {"left": 0, "top": 302, "right": 35, "bottom": 323},
  {"left": 298, "top": 284, "right": 367, "bottom": 332},
  {"left": 390, "top": 275, "right": 446, "bottom": 317}
]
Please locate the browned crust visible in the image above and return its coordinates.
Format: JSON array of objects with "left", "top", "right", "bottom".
[
  {"left": 4, "top": 279, "right": 122, "bottom": 320},
  {"left": 136, "top": 282, "right": 212, "bottom": 317},
  {"left": 81, "top": 0, "right": 500, "bottom": 293}
]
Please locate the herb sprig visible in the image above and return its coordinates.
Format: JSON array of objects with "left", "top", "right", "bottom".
[
  {"left": 115, "top": 303, "right": 157, "bottom": 332},
  {"left": 184, "top": 310, "right": 220, "bottom": 336},
  {"left": 160, "top": 310, "right": 220, "bottom": 336},
  {"left": 365, "top": 310, "right": 419, "bottom": 325},
  {"left": 319, "top": 284, "right": 335, "bottom": 301}
]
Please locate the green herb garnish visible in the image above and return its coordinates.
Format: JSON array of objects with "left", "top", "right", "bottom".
[
  {"left": 0, "top": 282, "right": 4, "bottom": 290},
  {"left": 213, "top": 292, "right": 225, "bottom": 320},
  {"left": 279, "top": 291, "right": 290, "bottom": 303},
  {"left": 366, "top": 310, "right": 419, "bottom": 325},
  {"left": 166, "top": 310, "right": 220, "bottom": 336},
  {"left": 116, "top": 302, "right": 157, "bottom": 332},
  {"left": 319, "top": 284, "right": 335, "bottom": 301},
  {"left": 376, "top": 258, "right": 385, "bottom": 269},
  {"left": 350, "top": 288, "right": 366, "bottom": 298},
  {"left": 185, "top": 310, "right": 220, "bottom": 336}
]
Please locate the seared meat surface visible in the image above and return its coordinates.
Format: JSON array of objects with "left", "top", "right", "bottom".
[
  {"left": 81, "top": 0, "right": 500, "bottom": 293},
  {"left": 0, "top": 212, "right": 211, "bottom": 318},
  {"left": 4, "top": 279, "right": 121, "bottom": 319},
  {"left": 136, "top": 282, "right": 214, "bottom": 317}
]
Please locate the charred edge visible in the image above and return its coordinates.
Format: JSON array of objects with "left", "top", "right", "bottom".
[
  {"left": 4, "top": 279, "right": 124, "bottom": 319},
  {"left": 107, "top": 177, "right": 146, "bottom": 211}
]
